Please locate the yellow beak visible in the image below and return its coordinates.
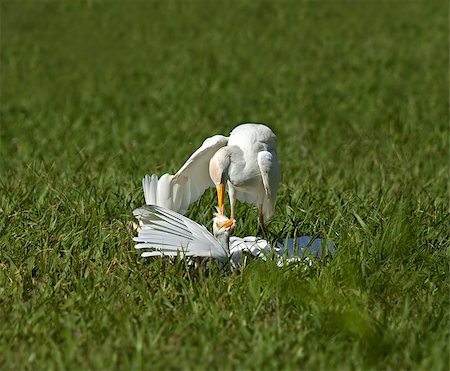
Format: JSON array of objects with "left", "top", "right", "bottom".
[
  {"left": 217, "top": 218, "right": 234, "bottom": 229},
  {"left": 216, "top": 183, "right": 225, "bottom": 215}
]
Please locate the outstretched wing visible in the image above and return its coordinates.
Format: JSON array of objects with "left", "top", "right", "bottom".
[
  {"left": 142, "top": 174, "right": 184, "bottom": 212},
  {"left": 133, "top": 205, "right": 229, "bottom": 262},
  {"left": 173, "top": 135, "right": 228, "bottom": 204},
  {"left": 257, "top": 150, "right": 281, "bottom": 220},
  {"left": 140, "top": 135, "right": 228, "bottom": 215}
]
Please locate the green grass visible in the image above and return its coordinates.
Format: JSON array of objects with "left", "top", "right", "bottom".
[{"left": 1, "top": 0, "right": 448, "bottom": 369}]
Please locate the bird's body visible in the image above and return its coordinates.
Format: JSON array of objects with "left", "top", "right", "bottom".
[
  {"left": 142, "top": 123, "right": 280, "bottom": 235},
  {"left": 133, "top": 205, "right": 268, "bottom": 265},
  {"left": 212, "top": 123, "right": 280, "bottom": 221},
  {"left": 132, "top": 205, "right": 335, "bottom": 267},
  {"left": 133, "top": 205, "right": 234, "bottom": 262}
]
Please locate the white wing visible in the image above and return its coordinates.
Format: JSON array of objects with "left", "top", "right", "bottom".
[
  {"left": 173, "top": 135, "right": 228, "bottom": 205},
  {"left": 133, "top": 205, "right": 229, "bottom": 262},
  {"left": 228, "top": 236, "right": 271, "bottom": 263},
  {"left": 142, "top": 174, "right": 184, "bottom": 212},
  {"left": 257, "top": 150, "right": 281, "bottom": 219},
  {"left": 141, "top": 135, "right": 228, "bottom": 214}
]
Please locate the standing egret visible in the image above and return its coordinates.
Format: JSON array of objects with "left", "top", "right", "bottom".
[{"left": 142, "top": 123, "right": 280, "bottom": 237}]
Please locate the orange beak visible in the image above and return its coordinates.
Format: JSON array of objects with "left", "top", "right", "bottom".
[
  {"left": 216, "top": 183, "right": 225, "bottom": 215},
  {"left": 218, "top": 218, "right": 234, "bottom": 229}
]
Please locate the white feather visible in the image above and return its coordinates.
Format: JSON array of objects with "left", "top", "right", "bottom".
[
  {"left": 133, "top": 206, "right": 335, "bottom": 267},
  {"left": 140, "top": 124, "right": 280, "bottom": 227},
  {"left": 133, "top": 205, "right": 230, "bottom": 262},
  {"left": 141, "top": 135, "right": 228, "bottom": 214},
  {"left": 143, "top": 174, "right": 158, "bottom": 205}
]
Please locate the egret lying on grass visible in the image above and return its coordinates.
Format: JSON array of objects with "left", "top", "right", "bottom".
[
  {"left": 142, "top": 123, "right": 280, "bottom": 237},
  {"left": 133, "top": 205, "right": 234, "bottom": 263},
  {"left": 132, "top": 205, "right": 335, "bottom": 267}
]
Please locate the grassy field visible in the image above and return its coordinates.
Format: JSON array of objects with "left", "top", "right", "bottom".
[{"left": 1, "top": 0, "right": 448, "bottom": 369}]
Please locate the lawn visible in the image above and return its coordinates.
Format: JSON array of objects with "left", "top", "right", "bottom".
[{"left": 1, "top": 0, "right": 448, "bottom": 369}]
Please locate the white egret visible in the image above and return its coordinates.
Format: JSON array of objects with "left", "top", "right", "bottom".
[
  {"left": 133, "top": 205, "right": 236, "bottom": 263},
  {"left": 132, "top": 205, "right": 335, "bottom": 266},
  {"left": 142, "top": 123, "right": 281, "bottom": 237}
]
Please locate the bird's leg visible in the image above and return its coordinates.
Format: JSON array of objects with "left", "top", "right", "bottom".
[{"left": 258, "top": 205, "right": 269, "bottom": 241}]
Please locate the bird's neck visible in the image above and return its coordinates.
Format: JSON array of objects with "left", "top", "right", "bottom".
[{"left": 215, "top": 232, "right": 230, "bottom": 254}]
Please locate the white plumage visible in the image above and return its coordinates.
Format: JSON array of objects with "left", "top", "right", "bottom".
[
  {"left": 132, "top": 205, "right": 335, "bottom": 266},
  {"left": 133, "top": 205, "right": 231, "bottom": 262},
  {"left": 141, "top": 123, "right": 280, "bottom": 234}
]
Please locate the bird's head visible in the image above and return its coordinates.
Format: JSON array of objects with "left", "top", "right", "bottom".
[
  {"left": 212, "top": 210, "right": 235, "bottom": 243},
  {"left": 209, "top": 148, "right": 231, "bottom": 216}
]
